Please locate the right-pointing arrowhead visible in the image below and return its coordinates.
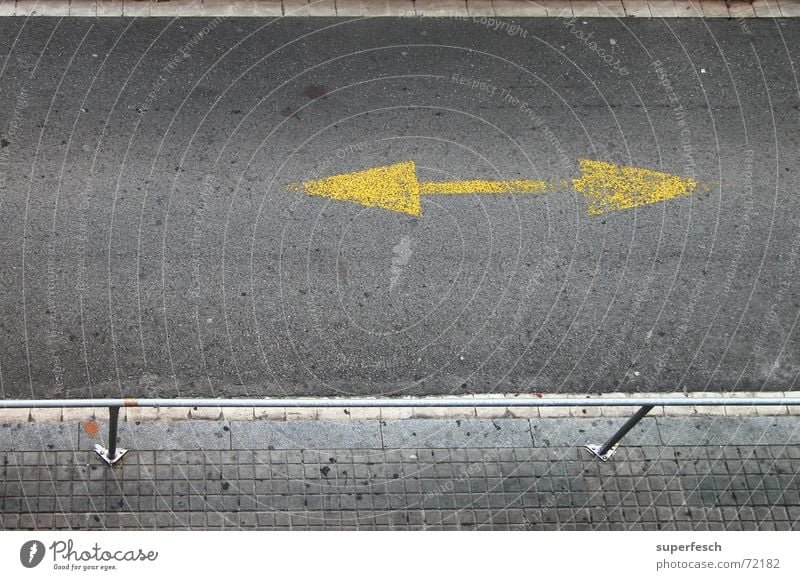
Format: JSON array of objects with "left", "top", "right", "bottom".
[
  {"left": 573, "top": 159, "right": 697, "bottom": 215},
  {"left": 289, "top": 161, "right": 423, "bottom": 216}
]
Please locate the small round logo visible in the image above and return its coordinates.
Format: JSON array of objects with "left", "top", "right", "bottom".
[{"left": 20, "top": 540, "right": 45, "bottom": 568}]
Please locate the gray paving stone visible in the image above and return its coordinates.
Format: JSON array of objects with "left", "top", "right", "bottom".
[
  {"left": 657, "top": 416, "right": 800, "bottom": 446},
  {"left": 2, "top": 417, "right": 799, "bottom": 530},
  {"left": 381, "top": 419, "right": 533, "bottom": 448},
  {"left": 530, "top": 417, "right": 662, "bottom": 447},
  {"left": 230, "top": 420, "right": 383, "bottom": 449},
  {"left": 111, "top": 421, "right": 232, "bottom": 450},
  {"left": 0, "top": 422, "right": 80, "bottom": 451}
]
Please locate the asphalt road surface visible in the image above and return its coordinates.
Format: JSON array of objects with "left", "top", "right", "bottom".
[{"left": 0, "top": 17, "right": 798, "bottom": 399}]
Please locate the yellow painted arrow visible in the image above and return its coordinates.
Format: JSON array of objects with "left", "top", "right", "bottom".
[{"left": 288, "top": 159, "right": 698, "bottom": 217}]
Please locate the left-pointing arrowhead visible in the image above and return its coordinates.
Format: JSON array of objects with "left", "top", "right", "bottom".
[
  {"left": 288, "top": 161, "right": 423, "bottom": 216},
  {"left": 573, "top": 159, "right": 697, "bottom": 215}
]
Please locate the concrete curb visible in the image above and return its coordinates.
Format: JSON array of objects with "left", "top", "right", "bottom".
[
  {"left": 2, "top": 391, "right": 797, "bottom": 422},
  {"left": 3, "top": 415, "right": 799, "bottom": 451},
  {"left": 0, "top": 0, "right": 796, "bottom": 18}
]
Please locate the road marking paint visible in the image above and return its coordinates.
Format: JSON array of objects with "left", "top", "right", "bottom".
[
  {"left": 289, "top": 161, "right": 422, "bottom": 215},
  {"left": 419, "top": 179, "right": 548, "bottom": 195},
  {"left": 573, "top": 159, "right": 697, "bottom": 215},
  {"left": 289, "top": 159, "right": 698, "bottom": 216}
]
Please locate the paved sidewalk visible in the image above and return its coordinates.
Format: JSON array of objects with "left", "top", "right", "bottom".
[{"left": 1, "top": 416, "right": 799, "bottom": 530}]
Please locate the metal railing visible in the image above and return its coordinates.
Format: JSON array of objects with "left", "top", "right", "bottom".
[{"left": 1, "top": 396, "right": 797, "bottom": 465}]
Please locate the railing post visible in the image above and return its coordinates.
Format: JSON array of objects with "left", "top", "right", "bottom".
[
  {"left": 585, "top": 405, "right": 654, "bottom": 461},
  {"left": 93, "top": 406, "right": 128, "bottom": 466}
]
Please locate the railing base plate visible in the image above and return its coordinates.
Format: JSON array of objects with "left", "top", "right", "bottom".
[
  {"left": 585, "top": 443, "right": 616, "bottom": 462},
  {"left": 94, "top": 443, "right": 128, "bottom": 466}
]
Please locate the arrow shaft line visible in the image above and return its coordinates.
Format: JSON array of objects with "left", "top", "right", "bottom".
[{"left": 419, "top": 179, "right": 548, "bottom": 195}]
